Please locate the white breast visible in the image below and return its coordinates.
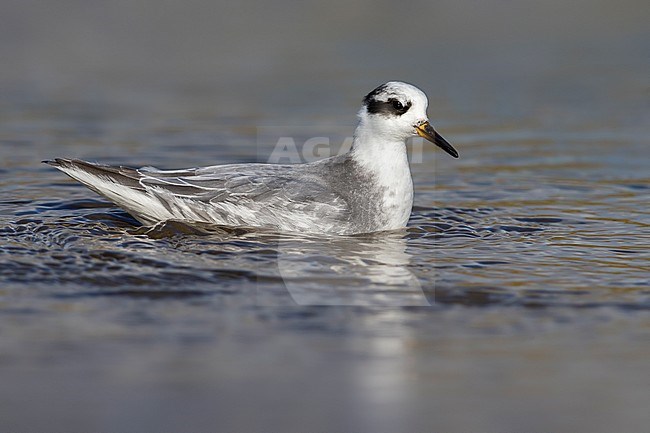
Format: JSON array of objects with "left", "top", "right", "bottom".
[{"left": 351, "top": 137, "right": 414, "bottom": 230}]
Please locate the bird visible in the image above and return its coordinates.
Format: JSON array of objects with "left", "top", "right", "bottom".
[{"left": 44, "top": 81, "right": 459, "bottom": 235}]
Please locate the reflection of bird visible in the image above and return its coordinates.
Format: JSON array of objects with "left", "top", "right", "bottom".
[
  {"left": 277, "top": 232, "right": 429, "bottom": 306},
  {"left": 45, "top": 81, "right": 458, "bottom": 235}
]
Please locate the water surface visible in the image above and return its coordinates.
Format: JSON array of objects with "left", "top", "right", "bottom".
[{"left": 1, "top": 1, "right": 649, "bottom": 432}]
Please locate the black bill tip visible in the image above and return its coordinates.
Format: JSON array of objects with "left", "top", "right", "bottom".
[{"left": 415, "top": 121, "right": 459, "bottom": 158}]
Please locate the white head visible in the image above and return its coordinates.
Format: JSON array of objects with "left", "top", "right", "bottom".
[{"left": 356, "top": 81, "right": 458, "bottom": 158}]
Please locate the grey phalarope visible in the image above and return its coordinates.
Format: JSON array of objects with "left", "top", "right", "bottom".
[{"left": 45, "top": 81, "right": 459, "bottom": 235}]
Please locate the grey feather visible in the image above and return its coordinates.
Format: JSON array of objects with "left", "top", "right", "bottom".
[{"left": 44, "top": 156, "right": 381, "bottom": 234}]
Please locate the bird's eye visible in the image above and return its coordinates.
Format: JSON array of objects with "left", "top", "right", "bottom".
[{"left": 391, "top": 100, "right": 404, "bottom": 111}]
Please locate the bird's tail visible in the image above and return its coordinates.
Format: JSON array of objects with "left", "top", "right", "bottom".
[
  {"left": 43, "top": 158, "right": 143, "bottom": 189},
  {"left": 43, "top": 158, "right": 164, "bottom": 225}
]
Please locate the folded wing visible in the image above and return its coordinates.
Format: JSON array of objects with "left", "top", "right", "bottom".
[{"left": 47, "top": 159, "right": 349, "bottom": 232}]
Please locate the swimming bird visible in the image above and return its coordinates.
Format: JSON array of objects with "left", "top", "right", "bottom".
[{"left": 45, "top": 81, "right": 458, "bottom": 235}]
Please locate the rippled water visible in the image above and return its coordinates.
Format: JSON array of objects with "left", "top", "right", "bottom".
[
  {"left": 2, "top": 96, "right": 648, "bottom": 431},
  {"left": 5, "top": 122, "right": 646, "bottom": 307},
  {"left": 1, "top": 1, "right": 649, "bottom": 432}
]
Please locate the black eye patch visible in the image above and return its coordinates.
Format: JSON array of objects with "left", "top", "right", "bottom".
[
  {"left": 363, "top": 87, "right": 412, "bottom": 116},
  {"left": 364, "top": 97, "right": 412, "bottom": 116}
]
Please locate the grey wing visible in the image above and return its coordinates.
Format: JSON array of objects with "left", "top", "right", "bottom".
[{"left": 137, "top": 164, "right": 351, "bottom": 232}]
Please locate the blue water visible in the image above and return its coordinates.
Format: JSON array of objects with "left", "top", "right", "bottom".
[{"left": 1, "top": 1, "right": 649, "bottom": 432}]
